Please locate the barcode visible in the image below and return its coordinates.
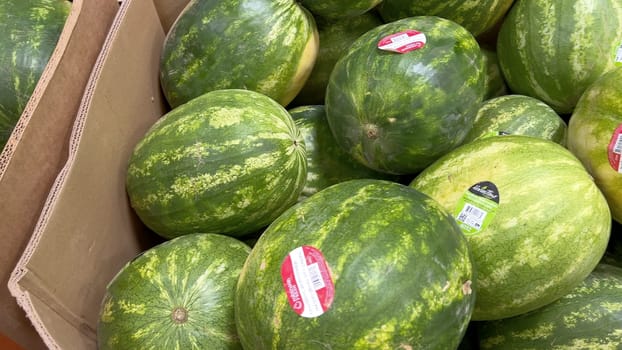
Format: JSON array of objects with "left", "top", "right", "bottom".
[
  {"left": 456, "top": 203, "right": 487, "bottom": 230},
  {"left": 307, "top": 262, "right": 325, "bottom": 290},
  {"left": 616, "top": 44, "right": 622, "bottom": 63},
  {"left": 614, "top": 134, "right": 622, "bottom": 154}
]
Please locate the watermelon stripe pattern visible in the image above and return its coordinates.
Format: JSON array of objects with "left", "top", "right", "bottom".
[
  {"left": 235, "top": 179, "right": 476, "bottom": 349},
  {"left": 0, "top": 0, "right": 71, "bottom": 147},
  {"left": 160, "top": 0, "right": 319, "bottom": 108},
  {"left": 377, "top": 0, "right": 514, "bottom": 37},
  {"left": 98, "top": 233, "right": 251, "bottom": 349},
  {"left": 497, "top": 0, "right": 622, "bottom": 114},
  {"left": 126, "top": 89, "right": 307, "bottom": 239},
  {"left": 410, "top": 136, "right": 611, "bottom": 320}
]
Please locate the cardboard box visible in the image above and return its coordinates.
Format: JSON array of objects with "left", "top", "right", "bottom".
[
  {"left": 0, "top": 1, "right": 119, "bottom": 348},
  {"left": 8, "top": 0, "right": 189, "bottom": 348}
]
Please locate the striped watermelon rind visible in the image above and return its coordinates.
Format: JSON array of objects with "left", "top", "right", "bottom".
[
  {"left": 300, "top": 0, "right": 383, "bottom": 20},
  {"left": 126, "top": 89, "right": 307, "bottom": 239},
  {"left": 0, "top": 0, "right": 71, "bottom": 148},
  {"left": 235, "top": 179, "right": 476, "bottom": 349},
  {"left": 478, "top": 263, "right": 622, "bottom": 349},
  {"left": 97, "top": 233, "right": 251, "bottom": 349},
  {"left": 160, "top": 0, "right": 319, "bottom": 108},
  {"left": 496, "top": 0, "right": 622, "bottom": 114},
  {"left": 325, "top": 15, "right": 486, "bottom": 175},
  {"left": 463, "top": 94, "right": 567, "bottom": 145},
  {"left": 377, "top": 0, "right": 515, "bottom": 37},
  {"left": 567, "top": 66, "right": 622, "bottom": 223},
  {"left": 410, "top": 135, "right": 611, "bottom": 320}
]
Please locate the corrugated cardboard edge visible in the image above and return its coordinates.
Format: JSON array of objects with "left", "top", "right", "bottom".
[
  {"left": 7, "top": 0, "right": 173, "bottom": 347},
  {"left": 6, "top": 2, "right": 131, "bottom": 349},
  {"left": 0, "top": 0, "right": 119, "bottom": 348}
]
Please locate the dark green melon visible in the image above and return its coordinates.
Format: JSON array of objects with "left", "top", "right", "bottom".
[
  {"left": 126, "top": 89, "right": 307, "bottom": 239},
  {"left": 325, "top": 16, "right": 486, "bottom": 175},
  {"left": 0, "top": 0, "right": 71, "bottom": 149},
  {"left": 290, "top": 12, "right": 382, "bottom": 106},
  {"left": 478, "top": 263, "right": 622, "bottom": 349},
  {"left": 300, "top": 0, "right": 383, "bottom": 19},
  {"left": 289, "top": 105, "right": 400, "bottom": 201},
  {"left": 481, "top": 47, "right": 508, "bottom": 100},
  {"left": 377, "top": 0, "right": 515, "bottom": 37},
  {"left": 463, "top": 94, "right": 567, "bottom": 145},
  {"left": 160, "top": 0, "right": 318, "bottom": 108},
  {"left": 235, "top": 179, "right": 476, "bottom": 349},
  {"left": 97, "top": 233, "right": 251, "bottom": 349}
]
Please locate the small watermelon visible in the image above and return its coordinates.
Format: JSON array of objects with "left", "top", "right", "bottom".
[
  {"left": 290, "top": 12, "right": 383, "bottom": 106},
  {"left": 481, "top": 47, "right": 508, "bottom": 100},
  {"left": 235, "top": 179, "right": 476, "bottom": 349},
  {"left": 160, "top": 0, "right": 319, "bottom": 108},
  {"left": 0, "top": 0, "right": 71, "bottom": 148},
  {"left": 300, "top": 0, "right": 383, "bottom": 20},
  {"left": 496, "top": 0, "right": 622, "bottom": 114},
  {"left": 97, "top": 233, "right": 251, "bottom": 349},
  {"left": 478, "top": 263, "right": 622, "bottom": 349},
  {"left": 463, "top": 94, "right": 567, "bottom": 145},
  {"left": 567, "top": 66, "right": 622, "bottom": 223},
  {"left": 325, "top": 16, "right": 486, "bottom": 175},
  {"left": 410, "top": 135, "right": 611, "bottom": 321},
  {"left": 289, "top": 105, "right": 400, "bottom": 201},
  {"left": 126, "top": 89, "right": 307, "bottom": 239},
  {"left": 377, "top": 0, "right": 515, "bottom": 37}
]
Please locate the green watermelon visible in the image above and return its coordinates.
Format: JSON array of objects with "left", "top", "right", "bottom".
[
  {"left": 377, "top": 0, "right": 515, "bottom": 37},
  {"left": 0, "top": 0, "right": 71, "bottom": 149},
  {"left": 567, "top": 66, "right": 622, "bottom": 223},
  {"left": 97, "top": 233, "right": 251, "bottom": 349},
  {"left": 159, "top": 0, "right": 318, "bottom": 108},
  {"left": 290, "top": 12, "right": 383, "bottom": 106},
  {"left": 300, "top": 0, "right": 382, "bottom": 20},
  {"left": 289, "top": 105, "right": 400, "bottom": 201},
  {"left": 409, "top": 135, "right": 611, "bottom": 321},
  {"left": 126, "top": 89, "right": 307, "bottom": 239},
  {"left": 463, "top": 94, "right": 567, "bottom": 145},
  {"left": 325, "top": 16, "right": 486, "bottom": 175},
  {"left": 481, "top": 47, "right": 508, "bottom": 100},
  {"left": 496, "top": 0, "right": 622, "bottom": 114},
  {"left": 235, "top": 179, "right": 476, "bottom": 349},
  {"left": 478, "top": 263, "right": 622, "bottom": 349}
]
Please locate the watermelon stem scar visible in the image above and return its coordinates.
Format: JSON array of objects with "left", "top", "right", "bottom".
[{"left": 171, "top": 307, "right": 188, "bottom": 324}]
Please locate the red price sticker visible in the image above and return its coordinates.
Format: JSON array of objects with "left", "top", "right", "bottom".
[
  {"left": 377, "top": 30, "right": 427, "bottom": 54},
  {"left": 281, "top": 246, "right": 335, "bottom": 318},
  {"left": 607, "top": 124, "right": 622, "bottom": 172}
]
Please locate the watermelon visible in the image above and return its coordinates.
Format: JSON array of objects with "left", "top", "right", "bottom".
[
  {"left": 377, "top": 0, "right": 515, "bottom": 37},
  {"left": 235, "top": 179, "right": 476, "bottom": 349},
  {"left": 477, "top": 263, "right": 622, "bottom": 349},
  {"left": 481, "top": 47, "right": 508, "bottom": 100},
  {"left": 496, "top": 0, "right": 622, "bottom": 114},
  {"left": 289, "top": 105, "right": 401, "bottom": 201},
  {"left": 97, "top": 233, "right": 251, "bottom": 349},
  {"left": 567, "top": 66, "right": 622, "bottom": 223},
  {"left": 0, "top": 0, "right": 71, "bottom": 149},
  {"left": 159, "top": 0, "right": 318, "bottom": 108},
  {"left": 463, "top": 94, "right": 567, "bottom": 145},
  {"left": 325, "top": 16, "right": 486, "bottom": 175},
  {"left": 290, "top": 12, "right": 383, "bottom": 106},
  {"left": 300, "top": 0, "right": 383, "bottom": 20},
  {"left": 125, "top": 89, "right": 307, "bottom": 239},
  {"left": 409, "top": 135, "right": 611, "bottom": 320}
]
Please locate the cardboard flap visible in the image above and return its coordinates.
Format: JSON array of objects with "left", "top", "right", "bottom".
[
  {"left": 8, "top": 0, "right": 171, "bottom": 348},
  {"left": 0, "top": 0, "right": 119, "bottom": 348}
]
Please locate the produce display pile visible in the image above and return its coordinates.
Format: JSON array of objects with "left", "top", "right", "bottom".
[{"left": 11, "top": 0, "right": 617, "bottom": 348}]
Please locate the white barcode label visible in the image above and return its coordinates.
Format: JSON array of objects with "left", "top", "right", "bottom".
[
  {"left": 616, "top": 44, "right": 622, "bottom": 63},
  {"left": 456, "top": 203, "right": 487, "bottom": 230},
  {"left": 613, "top": 134, "right": 622, "bottom": 154},
  {"left": 307, "top": 262, "right": 325, "bottom": 290}
]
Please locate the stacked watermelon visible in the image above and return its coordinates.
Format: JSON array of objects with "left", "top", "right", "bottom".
[
  {"left": 98, "top": 0, "right": 622, "bottom": 347},
  {"left": 0, "top": 0, "right": 71, "bottom": 150}
]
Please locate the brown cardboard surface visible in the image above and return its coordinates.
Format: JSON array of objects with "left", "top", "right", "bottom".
[
  {"left": 0, "top": 0, "right": 119, "bottom": 348},
  {"left": 8, "top": 0, "right": 188, "bottom": 348}
]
